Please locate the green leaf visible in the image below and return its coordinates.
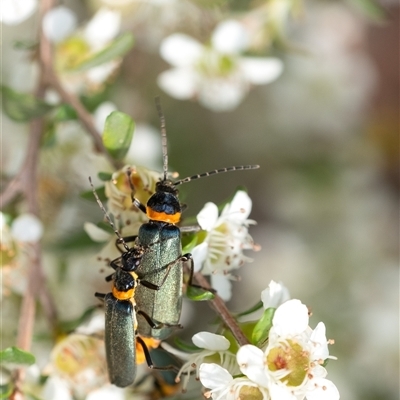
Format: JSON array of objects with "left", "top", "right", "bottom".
[
  {"left": 53, "top": 104, "right": 77, "bottom": 122},
  {"left": 186, "top": 285, "right": 215, "bottom": 301},
  {"left": 0, "top": 384, "right": 13, "bottom": 400},
  {"left": 173, "top": 337, "right": 201, "bottom": 353},
  {"left": 57, "top": 306, "right": 98, "bottom": 334},
  {"left": 251, "top": 307, "right": 275, "bottom": 347},
  {"left": 1, "top": 86, "right": 53, "bottom": 122},
  {"left": 70, "top": 33, "right": 134, "bottom": 72},
  {"left": 348, "top": 0, "right": 386, "bottom": 21},
  {"left": 98, "top": 172, "right": 113, "bottom": 181},
  {"left": 0, "top": 347, "right": 35, "bottom": 366},
  {"left": 80, "top": 185, "right": 106, "bottom": 202},
  {"left": 102, "top": 111, "right": 135, "bottom": 160},
  {"left": 13, "top": 39, "right": 38, "bottom": 50},
  {"left": 235, "top": 300, "right": 263, "bottom": 317}
]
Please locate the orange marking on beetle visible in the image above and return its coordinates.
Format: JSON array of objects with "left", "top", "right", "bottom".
[
  {"left": 146, "top": 208, "right": 181, "bottom": 224},
  {"left": 112, "top": 287, "right": 135, "bottom": 300}
]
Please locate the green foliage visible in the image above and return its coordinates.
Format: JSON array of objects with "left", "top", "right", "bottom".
[
  {"left": 251, "top": 308, "right": 275, "bottom": 347},
  {"left": 52, "top": 104, "right": 77, "bottom": 122},
  {"left": 173, "top": 337, "right": 202, "bottom": 353},
  {"left": 0, "top": 384, "right": 13, "bottom": 400},
  {"left": 98, "top": 172, "right": 113, "bottom": 181},
  {"left": 0, "top": 347, "right": 35, "bottom": 366},
  {"left": 57, "top": 306, "right": 98, "bottom": 334},
  {"left": 235, "top": 300, "right": 264, "bottom": 317},
  {"left": 1, "top": 86, "right": 53, "bottom": 122},
  {"left": 80, "top": 185, "right": 107, "bottom": 202},
  {"left": 349, "top": 0, "right": 386, "bottom": 21},
  {"left": 186, "top": 285, "right": 215, "bottom": 301},
  {"left": 102, "top": 111, "right": 135, "bottom": 160},
  {"left": 70, "top": 33, "right": 134, "bottom": 72}
]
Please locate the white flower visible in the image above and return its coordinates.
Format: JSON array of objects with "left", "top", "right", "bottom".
[
  {"left": 84, "top": 8, "right": 121, "bottom": 50},
  {"left": 236, "top": 299, "right": 339, "bottom": 400},
  {"left": 261, "top": 280, "right": 291, "bottom": 309},
  {"left": 1, "top": 0, "right": 37, "bottom": 25},
  {"left": 158, "top": 20, "right": 283, "bottom": 111},
  {"left": 11, "top": 213, "right": 43, "bottom": 243},
  {"left": 191, "top": 190, "right": 257, "bottom": 300},
  {"left": 42, "top": 6, "right": 77, "bottom": 43},
  {"left": 161, "top": 332, "right": 238, "bottom": 390},
  {"left": 199, "top": 363, "right": 270, "bottom": 400}
]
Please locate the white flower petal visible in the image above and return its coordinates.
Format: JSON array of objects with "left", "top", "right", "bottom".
[
  {"left": 305, "top": 378, "right": 340, "bottom": 400},
  {"left": 192, "top": 332, "right": 230, "bottom": 351},
  {"left": 212, "top": 20, "right": 249, "bottom": 54},
  {"left": 42, "top": 376, "right": 72, "bottom": 400},
  {"left": 94, "top": 101, "right": 117, "bottom": 133},
  {"left": 11, "top": 214, "right": 43, "bottom": 242},
  {"left": 84, "top": 222, "right": 111, "bottom": 242},
  {"left": 1, "top": 0, "right": 37, "bottom": 25},
  {"left": 84, "top": 8, "right": 121, "bottom": 49},
  {"left": 310, "top": 322, "right": 330, "bottom": 360},
  {"left": 192, "top": 241, "right": 209, "bottom": 272},
  {"left": 199, "top": 363, "right": 233, "bottom": 389},
  {"left": 157, "top": 68, "right": 197, "bottom": 100},
  {"left": 237, "top": 345, "right": 268, "bottom": 387},
  {"left": 197, "top": 202, "right": 219, "bottom": 231},
  {"left": 86, "top": 61, "right": 118, "bottom": 84},
  {"left": 160, "top": 33, "right": 203, "bottom": 67},
  {"left": 42, "top": 6, "right": 77, "bottom": 43},
  {"left": 269, "top": 383, "right": 297, "bottom": 400},
  {"left": 240, "top": 57, "right": 283, "bottom": 85},
  {"left": 222, "top": 190, "right": 252, "bottom": 221},
  {"left": 211, "top": 274, "right": 232, "bottom": 301},
  {"left": 272, "top": 299, "right": 309, "bottom": 337},
  {"left": 198, "top": 77, "right": 247, "bottom": 112},
  {"left": 261, "top": 280, "right": 291, "bottom": 309},
  {"left": 86, "top": 384, "right": 126, "bottom": 400}
]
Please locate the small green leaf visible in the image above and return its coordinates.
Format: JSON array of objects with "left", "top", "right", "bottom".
[
  {"left": 80, "top": 186, "right": 106, "bottom": 202},
  {"left": 57, "top": 306, "right": 98, "bottom": 334},
  {"left": 1, "top": 86, "right": 53, "bottom": 122},
  {"left": 0, "top": 383, "right": 13, "bottom": 399},
  {"left": 186, "top": 285, "right": 215, "bottom": 301},
  {"left": 251, "top": 308, "right": 275, "bottom": 347},
  {"left": 13, "top": 39, "right": 38, "bottom": 50},
  {"left": 98, "top": 172, "right": 113, "bottom": 181},
  {"left": 102, "top": 111, "right": 135, "bottom": 160},
  {"left": 0, "top": 347, "right": 35, "bottom": 366},
  {"left": 235, "top": 300, "right": 263, "bottom": 317},
  {"left": 71, "top": 33, "right": 134, "bottom": 72},
  {"left": 173, "top": 337, "right": 201, "bottom": 353},
  {"left": 53, "top": 104, "right": 77, "bottom": 122},
  {"left": 349, "top": 0, "right": 386, "bottom": 21}
]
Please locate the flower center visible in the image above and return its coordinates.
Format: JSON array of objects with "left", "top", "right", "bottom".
[
  {"left": 238, "top": 385, "right": 264, "bottom": 400},
  {"left": 266, "top": 340, "right": 309, "bottom": 387}
]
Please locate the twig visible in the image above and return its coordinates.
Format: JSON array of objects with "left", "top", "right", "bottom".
[
  {"left": 47, "top": 72, "right": 122, "bottom": 170},
  {"left": 194, "top": 272, "right": 249, "bottom": 347},
  {"left": 11, "top": 0, "right": 57, "bottom": 394}
]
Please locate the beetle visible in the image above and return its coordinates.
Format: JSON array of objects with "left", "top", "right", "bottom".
[
  {"left": 128, "top": 101, "right": 259, "bottom": 339},
  {"left": 90, "top": 178, "right": 178, "bottom": 387}
]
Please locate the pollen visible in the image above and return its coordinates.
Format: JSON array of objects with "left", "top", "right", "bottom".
[{"left": 267, "top": 340, "right": 309, "bottom": 387}]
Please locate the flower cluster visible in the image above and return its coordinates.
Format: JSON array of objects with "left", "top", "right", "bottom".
[
  {"left": 165, "top": 281, "right": 339, "bottom": 400},
  {"left": 158, "top": 20, "right": 283, "bottom": 111},
  {"left": 191, "top": 190, "right": 259, "bottom": 300}
]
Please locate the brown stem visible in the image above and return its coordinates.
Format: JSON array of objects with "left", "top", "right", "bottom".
[
  {"left": 47, "top": 73, "right": 121, "bottom": 170},
  {"left": 194, "top": 272, "right": 249, "bottom": 347}
]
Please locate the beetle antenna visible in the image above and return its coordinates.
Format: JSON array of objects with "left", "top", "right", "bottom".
[
  {"left": 155, "top": 97, "right": 169, "bottom": 182},
  {"left": 174, "top": 165, "right": 260, "bottom": 186},
  {"left": 88, "top": 177, "right": 130, "bottom": 252}
]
